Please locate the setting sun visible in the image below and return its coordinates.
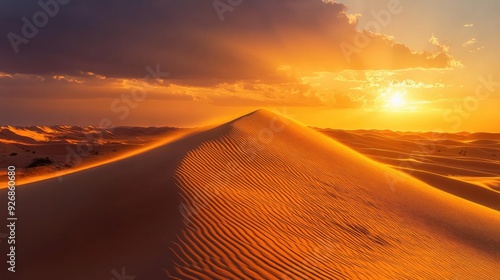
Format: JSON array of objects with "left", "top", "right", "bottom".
[
  {"left": 379, "top": 89, "right": 411, "bottom": 111},
  {"left": 387, "top": 91, "right": 407, "bottom": 109}
]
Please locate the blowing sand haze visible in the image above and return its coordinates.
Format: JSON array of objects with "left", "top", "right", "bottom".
[{"left": 1, "top": 110, "right": 499, "bottom": 279}]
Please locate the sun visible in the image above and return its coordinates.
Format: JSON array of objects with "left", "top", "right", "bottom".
[
  {"left": 388, "top": 92, "right": 406, "bottom": 107},
  {"left": 386, "top": 90, "right": 407, "bottom": 110}
]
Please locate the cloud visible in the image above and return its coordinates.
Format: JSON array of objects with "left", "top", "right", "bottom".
[
  {"left": 0, "top": 70, "right": 326, "bottom": 108},
  {"left": 0, "top": 0, "right": 458, "bottom": 86},
  {"left": 333, "top": 93, "right": 365, "bottom": 109},
  {"left": 429, "top": 35, "right": 450, "bottom": 53},
  {"left": 52, "top": 75, "right": 84, "bottom": 84},
  {"left": 468, "top": 46, "right": 485, "bottom": 53},
  {"left": 345, "top": 13, "right": 362, "bottom": 24},
  {"left": 461, "top": 38, "right": 484, "bottom": 53},
  {"left": 463, "top": 23, "right": 474, "bottom": 28},
  {"left": 389, "top": 79, "right": 446, "bottom": 89},
  {"left": 429, "top": 35, "right": 463, "bottom": 68},
  {"left": 462, "top": 38, "right": 477, "bottom": 47}
]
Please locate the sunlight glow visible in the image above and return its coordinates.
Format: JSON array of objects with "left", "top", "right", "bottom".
[
  {"left": 388, "top": 91, "right": 406, "bottom": 108},
  {"left": 381, "top": 89, "right": 411, "bottom": 111}
]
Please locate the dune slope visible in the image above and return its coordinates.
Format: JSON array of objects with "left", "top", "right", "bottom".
[
  {"left": 1, "top": 110, "right": 499, "bottom": 279},
  {"left": 170, "top": 110, "right": 500, "bottom": 279},
  {"left": 320, "top": 129, "right": 500, "bottom": 211}
]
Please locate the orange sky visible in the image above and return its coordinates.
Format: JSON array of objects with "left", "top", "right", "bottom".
[{"left": 1, "top": 0, "right": 499, "bottom": 132}]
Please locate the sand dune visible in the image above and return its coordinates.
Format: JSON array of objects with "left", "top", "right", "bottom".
[
  {"left": 0, "top": 125, "right": 181, "bottom": 145},
  {"left": 0, "top": 126, "right": 182, "bottom": 185},
  {"left": 321, "top": 129, "right": 500, "bottom": 211},
  {"left": 1, "top": 110, "right": 500, "bottom": 279}
]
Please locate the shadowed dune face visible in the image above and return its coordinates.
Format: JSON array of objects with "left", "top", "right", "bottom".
[{"left": 1, "top": 110, "right": 500, "bottom": 279}]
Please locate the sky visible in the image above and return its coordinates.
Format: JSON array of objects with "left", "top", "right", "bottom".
[{"left": 1, "top": 0, "right": 499, "bottom": 132}]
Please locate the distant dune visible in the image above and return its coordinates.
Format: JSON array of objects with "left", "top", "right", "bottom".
[
  {"left": 1, "top": 110, "right": 500, "bottom": 279},
  {"left": 0, "top": 126, "right": 181, "bottom": 184},
  {"left": 320, "top": 129, "right": 500, "bottom": 211}
]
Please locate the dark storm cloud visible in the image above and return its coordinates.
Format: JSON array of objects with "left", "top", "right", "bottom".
[{"left": 1, "top": 0, "right": 455, "bottom": 84}]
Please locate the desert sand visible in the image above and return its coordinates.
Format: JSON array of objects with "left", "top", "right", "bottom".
[
  {"left": 1, "top": 110, "right": 500, "bottom": 279},
  {"left": 0, "top": 126, "right": 182, "bottom": 185},
  {"left": 320, "top": 129, "right": 500, "bottom": 211}
]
